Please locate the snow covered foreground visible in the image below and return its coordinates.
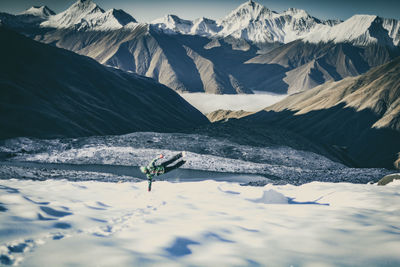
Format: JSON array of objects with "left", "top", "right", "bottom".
[{"left": 1, "top": 179, "right": 400, "bottom": 266}]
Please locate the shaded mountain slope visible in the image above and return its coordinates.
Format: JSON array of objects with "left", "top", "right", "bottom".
[
  {"left": 34, "top": 25, "right": 399, "bottom": 94},
  {"left": 247, "top": 40, "right": 400, "bottom": 93},
  {"left": 0, "top": 27, "right": 209, "bottom": 139},
  {"left": 34, "top": 26, "right": 256, "bottom": 94},
  {"left": 244, "top": 57, "right": 400, "bottom": 168}
]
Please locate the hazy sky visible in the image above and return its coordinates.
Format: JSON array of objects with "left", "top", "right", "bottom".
[{"left": 1, "top": 0, "right": 399, "bottom": 22}]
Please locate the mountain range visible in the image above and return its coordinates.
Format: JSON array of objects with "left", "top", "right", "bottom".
[
  {"left": 0, "top": 26, "right": 208, "bottom": 139},
  {"left": 1, "top": 0, "right": 400, "bottom": 94}
]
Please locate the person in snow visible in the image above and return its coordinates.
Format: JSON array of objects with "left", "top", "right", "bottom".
[{"left": 140, "top": 152, "right": 186, "bottom": 191}]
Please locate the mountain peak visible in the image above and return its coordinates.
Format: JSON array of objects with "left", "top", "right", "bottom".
[
  {"left": 152, "top": 14, "right": 193, "bottom": 34},
  {"left": 108, "top": 8, "right": 137, "bottom": 24},
  {"left": 20, "top": 5, "right": 56, "bottom": 18},
  {"left": 303, "top": 14, "right": 396, "bottom": 46},
  {"left": 153, "top": 14, "right": 192, "bottom": 26},
  {"left": 150, "top": 0, "right": 335, "bottom": 43},
  {"left": 284, "top": 8, "right": 309, "bottom": 18},
  {"left": 40, "top": 0, "right": 136, "bottom": 30},
  {"left": 152, "top": 14, "right": 221, "bottom": 36},
  {"left": 215, "top": 0, "right": 329, "bottom": 43},
  {"left": 244, "top": 0, "right": 262, "bottom": 8},
  {"left": 224, "top": 0, "right": 273, "bottom": 21},
  {"left": 71, "top": 0, "right": 104, "bottom": 13}
]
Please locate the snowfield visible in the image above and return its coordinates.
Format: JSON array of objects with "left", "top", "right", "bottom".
[
  {"left": 0, "top": 133, "right": 397, "bottom": 266},
  {"left": 1, "top": 179, "right": 400, "bottom": 266},
  {"left": 0, "top": 133, "right": 390, "bottom": 184}
]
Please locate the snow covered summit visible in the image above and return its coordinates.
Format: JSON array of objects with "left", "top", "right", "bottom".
[
  {"left": 20, "top": 6, "right": 55, "bottom": 18},
  {"left": 219, "top": 0, "right": 275, "bottom": 23},
  {"left": 217, "top": 0, "right": 341, "bottom": 43},
  {"left": 151, "top": 15, "right": 221, "bottom": 37},
  {"left": 151, "top": 0, "right": 336, "bottom": 43},
  {"left": 303, "top": 15, "right": 399, "bottom": 46},
  {"left": 152, "top": 14, "right": 193, "bottom": 34},
  {"left": 41, "top": 0, "right": 136, "bottom": 30},
  {"left": 150, "top": 0, "right": 399, "bottom": 46}
]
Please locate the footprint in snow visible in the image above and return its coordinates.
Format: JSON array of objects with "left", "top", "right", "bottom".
[
  {"left": 39, "top": 206, "right": 72, "bottom": 217},
  {"left": 23, "top": 196, "right": 49, "bottom": 205}
]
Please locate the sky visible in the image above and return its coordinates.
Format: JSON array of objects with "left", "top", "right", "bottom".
[{"left": 0, "top": 0, "right": 399, "bottom": 22}]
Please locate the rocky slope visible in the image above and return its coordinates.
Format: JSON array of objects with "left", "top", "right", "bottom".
[
  {"left": 243, "top": 57, "right": 400, "bottom": 168},
  {"left": 0, "top": 27, "right": 209, "bottom": 139},
  {"left": 247, "top": 40, "right": 399, "bottom": 93},
  {"left": 206, "top": 109, "right": 254, "bottom": 122}
]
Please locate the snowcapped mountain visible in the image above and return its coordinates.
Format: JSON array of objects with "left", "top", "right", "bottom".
[
  {"left": 152, "top": 15, "right": 193, "bottom": 34},
  {"left": 152, "top": 0, "right": 337, "bottom": 44},
  {"left": 191, "top": 17, "right": 222, "bottom": 36},
  {"left": 304, "top": 15, "right": 398, "bottom": 46},
  {"left": 41, "top": 0, "right": 136, "bottom": 30},
  {"left": 152, "top": 15, "right": 221, "bottom": 37},
  {"left": 1, "top": 0, "right": 399, "bottom": 95},
  {"left": 20, "top": 6, "right": 55, "bottom": 18},
  {"left": 216, "top": 1, "right": 334, "bottom": 43},
  {"left": 151, "top": 1, "right": 399, "bottom": 46},
  {"left": 0, "top": 6, "right": 55, "bottom": 27}
]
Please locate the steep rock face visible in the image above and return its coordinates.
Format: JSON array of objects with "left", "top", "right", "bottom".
[
  {"left": 245, "top": 57, "right": 400, "bottom": 168},
  {"left": 383, "top": 18, "right": 400, "bottom": 46},
  {"left": 0, "top": 27, "right": 209, "bottom": 139}
]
